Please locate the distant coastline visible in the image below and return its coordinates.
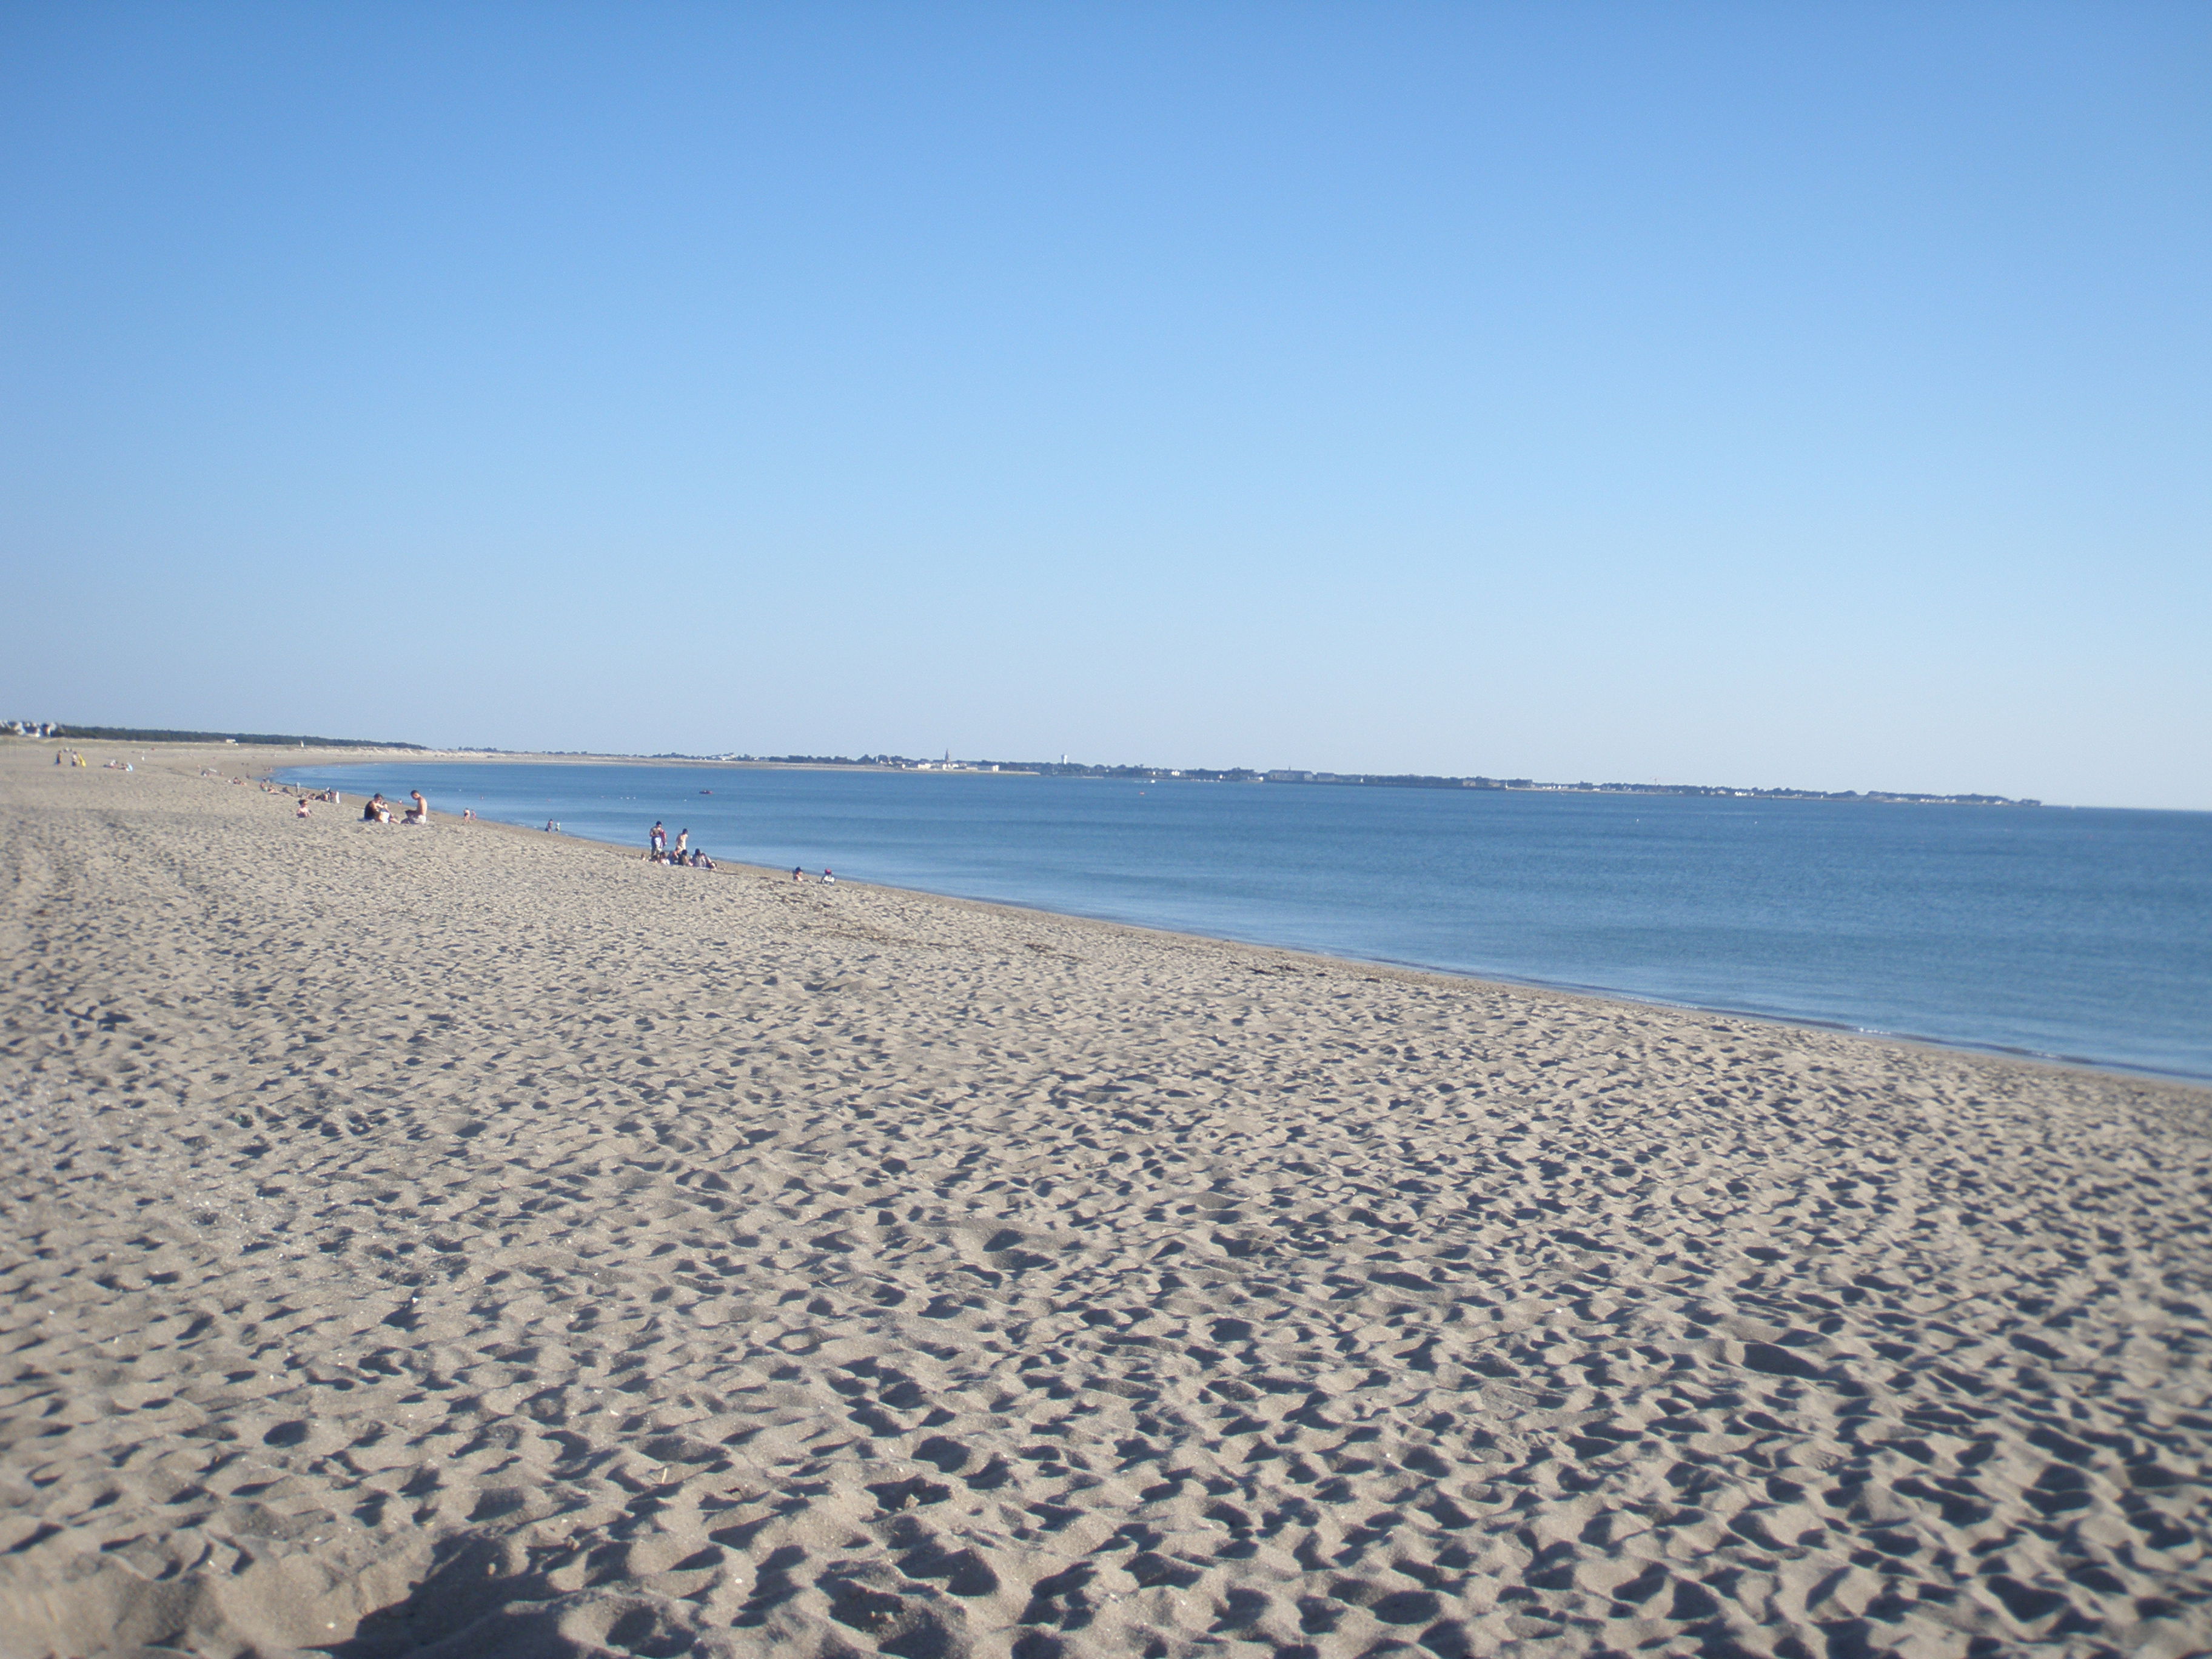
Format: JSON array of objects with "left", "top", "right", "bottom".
[
  {"left": 535, "top": 748, "right": 2046, "bottom": 808},
  {"left": 6, "top": 721, "right": 2038, "bottom": 806},
  {"left": 8, "top": 720, "right": 422, "bottom": 751}
]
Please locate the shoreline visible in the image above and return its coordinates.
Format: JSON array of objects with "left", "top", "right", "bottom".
[
  {"left": 38, "top": 731, "right": 2212, "bottom": 811},
  {"left": 265, "top": 748, "right": 2212, "bottom": 1093},
  {"left": 5, "top": 737, "right": 2208, "bottom": 1658}
]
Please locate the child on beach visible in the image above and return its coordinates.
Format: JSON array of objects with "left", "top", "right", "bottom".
[{"left": 295, "top": 797, "right": 311, "bottom": 819}]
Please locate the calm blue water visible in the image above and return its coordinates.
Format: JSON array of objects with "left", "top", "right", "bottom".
[{"left": 277, "top": 761, "right": 2212, "bottom": 1082}]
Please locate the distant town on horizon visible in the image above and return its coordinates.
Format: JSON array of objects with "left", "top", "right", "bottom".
[{"left": 10, "top": 720, "right": 2043, "bottom": 808}]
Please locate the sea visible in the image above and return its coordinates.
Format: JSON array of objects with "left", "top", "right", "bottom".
[{"left": 275, "top": 760, "right": 2212, "bottom": 1084}]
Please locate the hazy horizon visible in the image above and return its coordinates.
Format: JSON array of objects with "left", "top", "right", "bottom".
[
  {"left": 4, "top": 5, "right": 2207, "bottom": 809},
  {"left": 24, "top": 722, "right": 2161, "bottom": 809}
]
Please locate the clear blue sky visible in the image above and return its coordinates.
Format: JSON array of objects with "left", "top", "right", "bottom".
[{"left": 4, "top": 4, "right": 2207, "bottom": 806}]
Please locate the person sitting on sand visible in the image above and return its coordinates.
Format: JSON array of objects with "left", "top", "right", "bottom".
[
  {"left": 696, "top": 851, "right": 714, "bottom": 870},
  {"left": 362, "top": 794, "right": 385, "bottom": 823},
  {"left": 792, "top": 865, "right": 805, "bottom": 883},
  {"left": 403, "top": 789, "right": 428, "bottom": 825},
  {"left": 822, "top": 868, "right": 835, "bottom": 885},
  {"left": 295, "top": 797, "right": 311, "bottom": 819}
]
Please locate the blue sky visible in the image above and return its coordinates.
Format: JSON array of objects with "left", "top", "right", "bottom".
[{"left": 4, "top": 4, "right": 2207, "bottom": 806}]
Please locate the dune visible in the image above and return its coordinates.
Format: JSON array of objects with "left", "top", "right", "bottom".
[{"left": 1, "top": 740, "right": 2205, "bottom": 1658}]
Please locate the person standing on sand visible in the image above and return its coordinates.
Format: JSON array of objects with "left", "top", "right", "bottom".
[
  {"left": 650, "top": 822, "right": 666, "bottom": 856},
  {"left": 675, "top": 828, "right": 688, "bottom": 857}
]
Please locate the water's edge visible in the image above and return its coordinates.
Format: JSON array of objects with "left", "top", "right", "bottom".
[{"left": 277, "top": 765, "right": 2210, "bottom": 1091}]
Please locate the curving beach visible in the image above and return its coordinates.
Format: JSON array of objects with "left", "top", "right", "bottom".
[{"left": 2, "top": 739, "right": 2207, "bottom": 1657}]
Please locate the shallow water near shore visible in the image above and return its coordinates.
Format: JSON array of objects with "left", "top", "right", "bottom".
[{"left": 280, "top": 760, "right": 2212, "bottom": 1081}]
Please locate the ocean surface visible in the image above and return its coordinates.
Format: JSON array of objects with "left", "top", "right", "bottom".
[{"left": 276, "top": 760, "right": 2212, "bottom": 1082}]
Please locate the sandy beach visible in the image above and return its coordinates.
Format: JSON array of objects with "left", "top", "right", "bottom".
[{"left": 2, "top": 740, "right": 2206, "bottom": 1659}]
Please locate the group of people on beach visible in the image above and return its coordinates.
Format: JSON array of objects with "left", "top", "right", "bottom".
[
  {"left": 47, "top": 747, "right": 142, "bottom": 773},
  {"left": 355, "top": 789, "right": 429, "bottom": 825},
  {"left": 644, "top": 820, "right": 839, "bottom": 882},
  {"left": 648, "top": 821, "right": 715, "bottom": 869},
  {"left": 284, "top": 786, "right": 340, "bottom": 819},
  {"left": 270, "top": 782, "right": 453, "bottom": 826},
  {"left": 262, "top": 787, "right": 836, "bottom": 883},
  {"left": 53, "top": 748, "right": 142, "bottom": 771}
]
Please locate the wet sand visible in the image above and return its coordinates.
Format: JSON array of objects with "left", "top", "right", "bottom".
[{"left": 2, "top": 740, "right": 2207, "bottom": 1658}]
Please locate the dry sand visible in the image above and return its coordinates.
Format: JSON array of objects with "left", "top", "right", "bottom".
[{"left": 2, "top": 740, "right": 2207, "bottom": 1659}]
